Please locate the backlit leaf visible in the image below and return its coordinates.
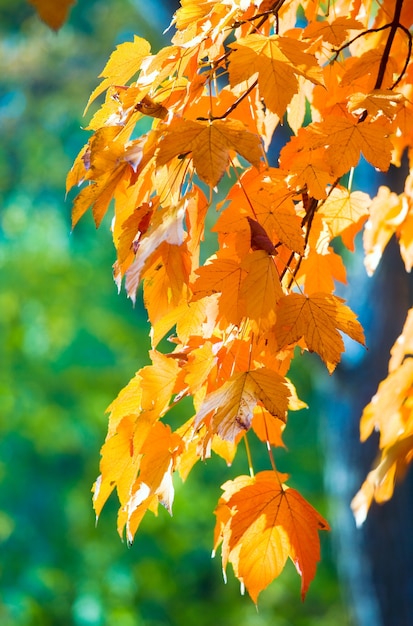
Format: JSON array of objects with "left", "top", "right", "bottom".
[
  {"left": 214, "top": 471, "right": 330, "bottom": 602},
  {"left": 87, "top": 36, "right": 151, "bottom": 109},
  {"left": 157, "top": 118, "right": 263, "bottom": 187},
  {"left": 194, "top": 369, "right": 290, "bottom": 442},
  {"left": 274, "top": 293, "right": 365, "bottom": 372}
]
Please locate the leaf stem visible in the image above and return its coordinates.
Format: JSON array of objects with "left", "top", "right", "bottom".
[
  {"left": 267, "top": 440, "right": 278, "bottom": 474},
  {"left": 244, "top": 435, "right": 255, "bottom": 477}
]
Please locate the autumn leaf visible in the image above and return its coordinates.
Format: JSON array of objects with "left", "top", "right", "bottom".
[
  {"left": 318, "top": 187, "right": 370, "bottom": 251},
  {"left": 316, "top": 116, "right": 393, "bottom": 177},
  {"left": 143, "top": 242, "right": 191, "bottom": 325},
  {"left": 229, "top": 34, "right": 322, "bottom": 118},
  {"left": 173, "top": 0, "right": 215, "bottom": 30},
  {"left": 120, "top": 422, "right": 184, "bottom": 542},
  {"left": 214, "top": 471, "right": 330, "bottom": 602},
  {"left": 297, "top": 248, "right": 347, "bottom": 294},
  {"left": 28, "top": 0, "right": 75, "bottom": 30},
  {"left": 274, "top": 293, "right": 365, "bottom": 372},
  {"left": 215, "top": 167, "right": 305, "bottom": 253},
  {"left": 389, "top": 308, "right": 413, "bottom": 372},
  {"left": 347, "top": 90, "right": 404, "bottom": 120},
  {"left": 251, "top": 407, "right": 285, "bottom": 448},
  {"left": 192, "top": 255, "right": 247, "bottom": 326},
  {"left": 279, "top": 128, "right": 335, "bottom": 199},
  {"left": 303, "top": 17, "right": 364, "bottom": 47},
  {"left": 93, "top": 415, "right": 141, "bottom": 519},
  {"left": 156, "top": 118, "right": 263, "bottom": 187},
  {"left": 125, "top": 196, "right": 188, "bottom": 302},
  {"left": 86, "top": 36, "right": 151, "bottom": 109},
  {"left": 363, "top": 185, "right": 405, "bottom": 275},
  {"left": 194, "top": 369, "right": 291, "bottom": 442},
  {"left": 240, "top": 250, "right": 284, "bottom": 331},
  {"left": 247, "top": 217, "right": 277, "bottom": 255},
  {"left": 351, "top": 434, "right": 413, "bottom": 527}
]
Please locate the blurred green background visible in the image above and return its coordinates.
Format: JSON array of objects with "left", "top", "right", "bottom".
[{"left": 0, "top": 2, "right": 353, "bottom": 624}]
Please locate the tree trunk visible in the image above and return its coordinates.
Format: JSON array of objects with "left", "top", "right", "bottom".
[{"left": 323, "top": 237, "right": 413, "bottom": 626}]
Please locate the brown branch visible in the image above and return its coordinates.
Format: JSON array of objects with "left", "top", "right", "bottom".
[
  {"left": 232, "top": 0, "right": 287, "bottom": 31},
  {"left": 285, "top": 196, "right": 318, "bottom": 289},
  {"left": 390, "top": 23, "right": 412, "bottom": 89},
  {"left": 332, "top": 24, "right": 392, "bottom": 61},
  {"left": 375, "top": 0, "right": 404, "bottom": 89}
]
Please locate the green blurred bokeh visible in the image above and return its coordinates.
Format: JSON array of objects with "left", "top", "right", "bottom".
[{"left": 1, "top": 2, "right": 353, "bottom": 624}]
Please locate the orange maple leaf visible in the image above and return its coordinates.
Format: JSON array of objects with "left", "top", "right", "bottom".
[
  {"left": 274, "top": 293, "right": 365, "bottom": 372},
  {"left": 143, "top": 242, "right": 191, "bottom": 325},
  {"left": 192, "top": 256, "right": 247, "bottom": 326},
  {"left": 215, "top": 167, "right": 305, "bottom": 253},
  {"left": 194, "top": 368, "right": 291, "bottom": 442},
  {"left": 240, "top": 250, "right": 284, "bottom": 331},
  {"left": 251, "top": 407, "right": 285, "bottom": 447},
  {"left": 156, "top": 118, "right": 263, "bottom": 187},
  {"left": 315, "top": 116, "right": 393, "bottom": 177},
  {"left": 214, "top": 471, "right": 330, "bottom": 602},
  {"left": 279, "top": 128, "right": 334, "bottom": 199},
  {"left": 124, "top": 197, "right": 188, "bottom": 302},
  {"left": 297, "top": 249, "right": 347, "bottom": 294},
  {"left": 229, "top": 34, "right": 322, "bottom": 118},
  {"left": 303, "top": 16, "right": 364, "bottom": 47},
  {"left": 120, "top": 422, "right": 184, "bottom": 542}
]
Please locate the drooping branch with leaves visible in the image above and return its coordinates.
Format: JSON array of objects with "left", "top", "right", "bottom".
[{"left": 63, "top": 0, "right": 413, "bottom": 602}]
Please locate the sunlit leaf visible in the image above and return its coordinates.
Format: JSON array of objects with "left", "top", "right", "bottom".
[{"left": 214, "top": 471, "right": 330, "bottom": 602}]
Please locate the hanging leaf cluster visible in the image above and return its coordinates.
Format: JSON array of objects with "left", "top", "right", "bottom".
[{"left": 67, "top": 0, "right": 413, "bottom": 601}]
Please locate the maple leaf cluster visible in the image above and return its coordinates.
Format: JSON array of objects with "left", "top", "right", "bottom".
[{"left": 67, "top": 0, "right": 413, "bottom": 601}]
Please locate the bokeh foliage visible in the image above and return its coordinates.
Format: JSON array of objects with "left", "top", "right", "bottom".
[{"left": 1, "top": 2, "right": 352, "bottom": 624}]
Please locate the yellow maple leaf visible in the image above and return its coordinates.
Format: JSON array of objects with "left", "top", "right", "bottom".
[
  {"left": 319, "top": 187, "right": 370, "bottom": 251},
  {"left": 363, "top": 185, "right": 405, "bottom": 275},
  {"left": 229, "top": 34, "right": 321, "bottom": 118},
  {"left": 352, "top": 434, "right": 413, "bottom": 527},
  {"left": 86, "top": 36, "right": 151, "bottom": 110},
  {"left": 173, "top": 0, "right": 216, "bottom": 30}
]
